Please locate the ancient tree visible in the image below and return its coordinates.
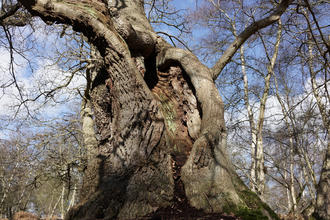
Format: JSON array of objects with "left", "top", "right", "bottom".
[{"left": 17, "top": 0, "right": 293, "bottom": 219}]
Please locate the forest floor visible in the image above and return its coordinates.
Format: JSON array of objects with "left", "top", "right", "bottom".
[{"left": 137, "top": 196, "right": 241, "bottom": 220}]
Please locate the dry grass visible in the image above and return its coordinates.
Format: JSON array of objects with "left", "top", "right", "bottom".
[
  {"left": 44, "top": 216, "right": 61, "bottom": 220},
  {"left": 13, "top": 211, "right": 40, "bottom": 220},
  {"left": 278, "top": 213, "right": 307, "bottom": 220}
]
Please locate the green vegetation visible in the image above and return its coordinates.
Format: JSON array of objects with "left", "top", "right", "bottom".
[{"left": 227, "top": 176, "right": 280, "bottom": 220}]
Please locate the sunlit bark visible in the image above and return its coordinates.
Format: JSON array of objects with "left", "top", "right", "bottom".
[{"left": 307, "top": 35, "right": 330, "bottom": 220}]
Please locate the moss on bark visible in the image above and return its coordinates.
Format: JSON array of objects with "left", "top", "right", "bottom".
[{"left": 226, "top": 175, "right": 280, "bottom": 220}]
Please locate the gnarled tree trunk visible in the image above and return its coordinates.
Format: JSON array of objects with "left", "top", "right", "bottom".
[{"left": 18, "top": 0, "right": 291, "bottom": 219}]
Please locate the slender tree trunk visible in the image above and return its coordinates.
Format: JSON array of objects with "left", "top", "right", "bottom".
[
  {"left": 47, "top": 194, "right": 54, "bottom": 218},
  {"left": 273, "top": 63, "right": 299, "bottom": 219},
  {"left": 297, "top": 143, "right": 317, "bottom": 216},
  {"left": 300, "top": 156, "right": 316, "bottom": 212},
  {"left": 17, "top": 177, "right": 31, "bottom": 211},
  {"left": 307, "top": 36, "right": 330, "bottom": 220},
  {"left": 81, "top": 45, "right": 99, "bottom": 163},
  {"left": 239, "top": 45, "right": 257, "bottom": 194},
  {"left": 256, "top": 136, "right": 265, "bottom": 200},
  {"left": 284, "top": 162, "right": 292, "bottom": 213},
  {"left": 238, "top": 19, "right": 282, "bottom": 201},
  {"left": 67, "top": 184, "right": 77, "bottom": 212},
  {"left": 50, "top": 195, "right": 61, "bottom": 219},
  {"left": 61, "top": 182, "right": 66, "bottom": 219},
  {"left": 289, "top": 136, "right": 298, "bottom": 220}
]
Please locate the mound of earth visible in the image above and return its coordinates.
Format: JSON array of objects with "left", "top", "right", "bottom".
[{"left": 137, "top": 197, "right": 241, "bottom": 220}]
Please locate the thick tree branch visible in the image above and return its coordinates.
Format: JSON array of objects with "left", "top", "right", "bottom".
[
  {"left": 211, "top": 0, "right": 293, "bottom": 80},
  {"left": 18, "top": 0, "right": 116, "bottom": 54},
  {"left": 0, "top": 2, "right": 21, "bottom": 22}
]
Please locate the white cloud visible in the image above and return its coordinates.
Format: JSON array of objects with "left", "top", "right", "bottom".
[{"left": 225, "top": 80, "right": 325, "bottom": 141}]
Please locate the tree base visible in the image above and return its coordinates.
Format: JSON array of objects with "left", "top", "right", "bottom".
[{"left": 137, "top": 196, "right": 277, "bottom": 220}]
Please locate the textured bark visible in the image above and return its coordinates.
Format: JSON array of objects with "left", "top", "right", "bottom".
[
  {"left": 150, "top": 64, "right": 199, "bottom": 156},
  {"left": 18, "top": 0, "right": 283, "bottom": 219},
  {"left": 155, "top": 38, "right": 246, "bottom": 212},
  {"left": 315, "top": 145, "right": 330, "bottom": 219},
  {"left": 313, "top": 143, "right": 330, "bottom": 220},
  {"left": 81, "top": 86, "right": 98, "bottom": 162},
  {"left": 73, "top": 47, "right": 174, "bottom": 219}
]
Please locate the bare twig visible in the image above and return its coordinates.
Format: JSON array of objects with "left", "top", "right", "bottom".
[
  {"left": 156, "top": 31, "right": 192, "bottom": 52},
  {"left": 203, "top": 192, "right": 214, "bottom": 212}
]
